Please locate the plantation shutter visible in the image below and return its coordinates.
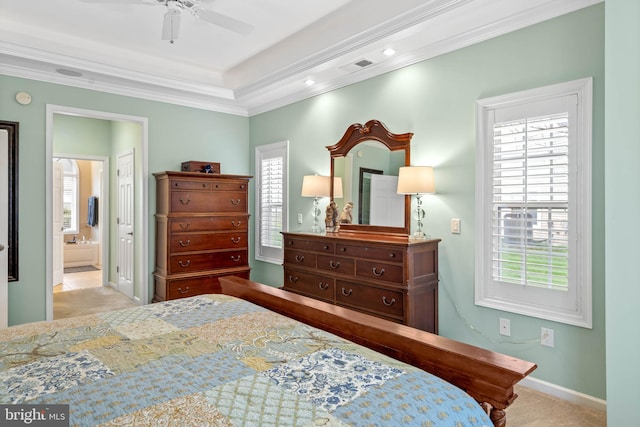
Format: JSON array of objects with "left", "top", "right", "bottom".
[
  {"left": 255, "top": 141, "right": 288, "bottom": 263},
  {"left": 492, "top": 105, "right": 571, "bottom": 290}
]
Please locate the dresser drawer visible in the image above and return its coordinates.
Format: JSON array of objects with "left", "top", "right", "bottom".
[
  {"left": 169, "top": 250, "right": 248, "bottom": 274},
  {"left": 170, "top": 232, "right": 247, "bottom": 252},
  {"left": 283, "top": 268, "right": 334, "bottom": 302},
  {"left": 284, "top": 237, "right": 334, "bottom": 253},
  {"left": 170, "top": 216, "right": 248, "bottom": 233},
  {"left": 155, "top": 269, "right": 251, "bottom": 301},
  {"left": 170, "top": 179, "right": 212, "bottom": 191},
  {"left": 317, "top": 255, "right": 354, "bottom": 275},
  {"left": 210, "top": 181, "right": 249, "bottom": 191},
  {"left": 283, "top": 250, "right": 316, "bottom": 268},
  {"left": 336, "top": 244, "right": 404, "bottom": 263},
  {"left": 170, "top": 191, "right": 247, "bottom": 213},
  {"left": 336, "top": 280, "right": 404, "bottom": 319},
  {"left": 356, "top": 260, "right": 404, "bottom": 284}
]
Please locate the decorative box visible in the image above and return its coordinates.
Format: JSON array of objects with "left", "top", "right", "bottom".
[{"left": 181, "top": 161, "right": 221, "bottom": 174}]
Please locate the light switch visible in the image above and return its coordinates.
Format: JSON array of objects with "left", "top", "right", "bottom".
[
  {"left": 451, "top": 218, "right": 461, "bottom": 234},
  {"left": 297, "top": 213, "right": 303, "bottom": 224}
]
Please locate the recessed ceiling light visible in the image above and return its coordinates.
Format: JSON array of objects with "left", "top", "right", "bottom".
[
  {"left": 56, "top": 68, "right": 83, "bottom": 77},
  {"left": 382, "top": 48, "right": 396, "bottom": 56},
  {"left": 304, "top": 79, "right": 315, "bottom": 86}
]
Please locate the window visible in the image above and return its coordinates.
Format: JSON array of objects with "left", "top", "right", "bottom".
[
  {"left": 475, "top": 78, "right": 592, "bottom": 328},
  {"left": 255, "top": 141, "right": 288, "bottom": 263},
  {"left": 58, "top": 158, "right": 80, "bottom": 234}
]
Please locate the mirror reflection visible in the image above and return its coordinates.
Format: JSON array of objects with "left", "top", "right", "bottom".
[{"left": 333, "top": 142, "right": 406, "bottom": 227}]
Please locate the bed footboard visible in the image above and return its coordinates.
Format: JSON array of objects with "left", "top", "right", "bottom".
[{"left": 220, "top": 276, "right": 536, "bottom": 427}]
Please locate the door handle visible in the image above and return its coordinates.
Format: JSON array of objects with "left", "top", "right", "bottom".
[
  {"left": 0, "top": 244, "right": 4, "bottom": 251},
  {"left": 127, "top": 232, "right": 133, "bottom": 235}
]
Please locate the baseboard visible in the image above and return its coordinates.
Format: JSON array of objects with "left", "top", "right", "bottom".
[{"left": 520, "top": 376, "right": 607, "bottom": 413}]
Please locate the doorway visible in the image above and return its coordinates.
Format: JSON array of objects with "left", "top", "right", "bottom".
[
  {"left": 52, "top": 157, "right": 107, "bottom": 294},
  {"left": 45, "top": 105, "right": 149, "bottom": 321}
]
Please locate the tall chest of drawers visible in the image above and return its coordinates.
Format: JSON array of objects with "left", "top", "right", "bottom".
[
  {"left": 153, "top": 171, "right": 252, "bottom": 302},
  {"left": 282, "top": 231, "right": 440, "bottom": 334}
]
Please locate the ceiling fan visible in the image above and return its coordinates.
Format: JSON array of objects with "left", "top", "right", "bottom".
[{"left": 81, "top": 0, "right": 253, "bottom": 44}]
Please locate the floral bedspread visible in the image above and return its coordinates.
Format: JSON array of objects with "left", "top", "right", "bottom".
[{"left": 0, "top": 294, "right": 491, "bottom": 426}]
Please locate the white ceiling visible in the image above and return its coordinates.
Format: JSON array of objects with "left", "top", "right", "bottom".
[{"left": 0, "top": 0, "right": 600, "bottom": 116}]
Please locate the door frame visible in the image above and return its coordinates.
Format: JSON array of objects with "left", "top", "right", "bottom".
[
  {"left": 45, "top": 105, "right": 149, "bottom": 320},
  {"left": 52, "top": 155, "right": 110, "bottom": 290}
]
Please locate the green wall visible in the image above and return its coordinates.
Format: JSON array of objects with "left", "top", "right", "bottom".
[
  {"left": 605, "top": 0, "right": 640, "bottom": 424},
  {"left": 0, "top": 75, "right": 250, "bottom": 325},
  {"left": 249, "top": 5, "right": 605, "bottom": 398},
  {"left": 0, "top": 2, "right": 614, "bottom": 405}
]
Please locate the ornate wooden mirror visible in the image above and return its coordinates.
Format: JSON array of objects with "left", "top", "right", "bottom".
[{"left": 327, "top": 120, "right": 411, "bottom": 235}]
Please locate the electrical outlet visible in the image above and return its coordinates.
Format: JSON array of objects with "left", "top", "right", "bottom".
[
  {"left": 297, "top": 213, "right": 303, "bottom": 224},
  {"left": 499, "top": 318, "right": 511, "bottom": 336},
  {"left": 451, "top": 218, "right": 461, "bottom": 234},
  {"left": 541, "top": 327, "right": 554, "bottom": 347}
]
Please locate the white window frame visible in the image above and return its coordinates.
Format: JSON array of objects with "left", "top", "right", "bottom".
[
  {"left": 255, "top": 140, "right": 289, "bottom": 264},
  {"left": 59, "top": 158, "right": 80, "bottom": 235},
  {"left": 475, "top": 78, "right": 592, "bottom": 328}
]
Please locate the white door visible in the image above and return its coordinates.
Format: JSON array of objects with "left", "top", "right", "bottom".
[
  {"left": 52, "top": 161, "right": 64, "bottom": 286},
  {"left": 1, "top": 130, "right": 8, "bottom": 328},
  {"left": 117, "top": 151, "right": 135, "bottom": 299},
  {"left": 369, "top": 174, "right": 404, "bottom": 227}
]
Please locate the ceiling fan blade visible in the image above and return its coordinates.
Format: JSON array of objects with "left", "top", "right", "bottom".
[
  {"left": 196, "top": 9, "right": 253, "bottom": 35},
  {"left": 162, "top": 10, "right": 182, "bottom": 43}
]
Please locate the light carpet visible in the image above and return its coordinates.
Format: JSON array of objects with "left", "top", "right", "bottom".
[
  {"left": 53, "top": 286, "right": 137, "bottom": 319},
  {"left": 508, "top": 385, "right": 606, "bottom": 426}
]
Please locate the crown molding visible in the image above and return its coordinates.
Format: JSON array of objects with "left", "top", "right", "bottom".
[{"left": 0, "top": 0, "right": 601, "bottom": 117}]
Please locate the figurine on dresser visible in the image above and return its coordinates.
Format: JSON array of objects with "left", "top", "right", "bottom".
[
  {"left": 338, "top": 202, "right": 354, "bottom": 224},
  {"left": 325, "top": 201, "right": 339, "bottom": 231}
]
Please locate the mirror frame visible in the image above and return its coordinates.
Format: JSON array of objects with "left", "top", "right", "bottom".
[
  {"left": 0, "top": 120, "right": 19, "bottom": 281},
  {"left": 327, "top": 119, "right": 412, "bottom": 235}
]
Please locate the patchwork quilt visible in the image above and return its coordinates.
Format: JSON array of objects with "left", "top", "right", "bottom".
[{"left": 0, "top": 294, "right": 492, "bottom": 426}]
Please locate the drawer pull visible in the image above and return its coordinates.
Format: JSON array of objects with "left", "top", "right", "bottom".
[
  {"left": 382, "top": 296, "right": 396, "bottom": 306},
  {"left": 240, "top": 184, "right": 246, "bottom": 189},
  {"left": 372, "top": 267, "right": 385, "bottom": 276},
  {"left": 288, "top": 275, "right": 298, "bottom": 283},
  {"left": 178, "top": 287, "right": 190, "bottom": 294},
  {"left": 231, "top": 221, "right": 242, "bottom": 227},
  {"left": 231, "top": 237, "right": 241, "bottom": 244},
  {"left": 230, "top": 199, "right": 241, "bottom": 205},
  {"left": 178, "top": 259, "right": 191, "bottom": 267},
  {"left": 179, "top": 240, "right": 191, "bottom": 247},
  {"left": 341, "top": 287, "right": 353, "bottom": 297},
  {"left": 287, "top": 240, "right": 294, "bottom": 245},
  {"left": 319, "top": 282, "right": 329, "bottom": 290},
  {"left": 389, "top": 253, "right": 396, "bottom": 258},
  {"left": 179, "top": 222, "right": 190, "bottom": 230},
  {"left": 329, "top": 260, "right": 340, "bottom": 269},
  {"left": 231, "top": 255, "right": 241, "bottom": 262},
  {"left": 179, "top": 198, "right": 191, "bottom": 205},
  {"left": 323, "top": 245, "right": 329, "bottom": 250},
  {"left": 295, "top": 255, "right": 305, "bottom": 263},
  {"left": 340, "top": 247, "right": 346, "bottom": 252}
]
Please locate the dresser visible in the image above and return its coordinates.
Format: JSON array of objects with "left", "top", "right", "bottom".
[
  {"left": 282, "top": 231, "right": 440, "bottom": 333},
  {"left": 153, "top": 171, "right": 252, "bottom": 302}
]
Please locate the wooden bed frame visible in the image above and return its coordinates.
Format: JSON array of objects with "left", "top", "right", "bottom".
[{"left": 220, "top": 276, "right": 537, "bottom": 427}]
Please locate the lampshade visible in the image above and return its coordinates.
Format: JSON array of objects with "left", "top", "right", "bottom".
[
  {"left": 301, "top": 175, "right": 331, "bottom": 197},
  {"left": 333, "top": 177, "right": 344, "bottom": 199},
  {"left": 397, "top": 166, "right": 435, "bottom": 195}
]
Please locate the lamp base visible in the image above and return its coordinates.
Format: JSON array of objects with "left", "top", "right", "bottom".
[{"left": 412, "top": 231, "right": 428, "bottom": 239}]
